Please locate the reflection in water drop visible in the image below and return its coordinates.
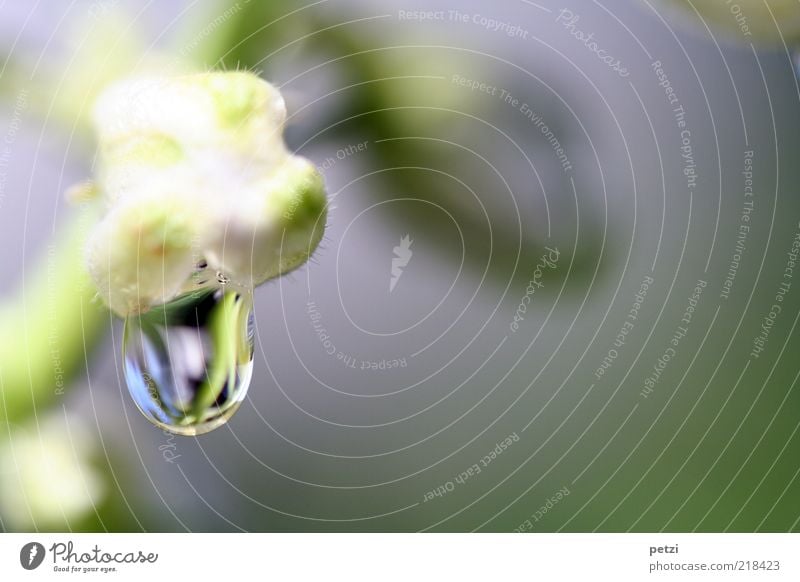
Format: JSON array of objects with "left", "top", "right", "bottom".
[{"left": 123, "top": 290, "right": 254, "bottom": 436}]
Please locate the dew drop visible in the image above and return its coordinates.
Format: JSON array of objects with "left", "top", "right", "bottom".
[{"left": 123, "top": 289, "right": 254, "bottom": 435}]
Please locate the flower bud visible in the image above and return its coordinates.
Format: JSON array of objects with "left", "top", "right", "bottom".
[{"left": 83, "top": 72, "right": 327, "bottom": 316}]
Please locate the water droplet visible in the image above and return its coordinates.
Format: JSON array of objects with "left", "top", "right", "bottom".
[{"left": 123, "top": 289, "right": 254, "bottom": 435}]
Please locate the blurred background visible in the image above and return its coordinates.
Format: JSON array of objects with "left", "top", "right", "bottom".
[{"left": 1, "top": 0, "right": 799, "bottom": 532}]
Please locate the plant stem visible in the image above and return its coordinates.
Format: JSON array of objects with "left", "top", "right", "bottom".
[{"left": 0, "top": 209, "right": 106, "bottom": 424}]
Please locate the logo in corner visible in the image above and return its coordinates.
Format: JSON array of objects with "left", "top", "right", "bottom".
[
  {"left": 20, "top": 542, "right": 45, "bottom": 570},
  {"left": 390, "top": 234, "right": 413, "bottom": 293}
]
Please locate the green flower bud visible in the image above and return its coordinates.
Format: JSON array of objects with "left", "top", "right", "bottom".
[
  {"left": 82, "top": 72, "right": 327, "bottom": 316},
  {"left": 86, "top": 186, "right": 209, "bottom": 315}
]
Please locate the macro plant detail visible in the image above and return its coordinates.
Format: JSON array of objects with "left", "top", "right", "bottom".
[
  {"left": 2, "top": 0, "right": 800, "bottom": 544},
  {"left": 78, "top": 72, "right": 327, "bottom": 434}
]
